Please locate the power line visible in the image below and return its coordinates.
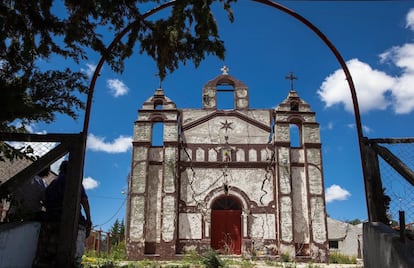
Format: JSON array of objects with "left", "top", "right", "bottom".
[
  {"left": 93, "top": 198, "right": 126, "bottom": 229},
  {"left": 88, "top": 194, "right": 125, "bottom": 200}
]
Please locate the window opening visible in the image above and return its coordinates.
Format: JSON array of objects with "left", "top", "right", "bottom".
[
  {"left": 329, "top": 240, "right": 339, "bottom": 249},
  {"left": 154, "top": 101, "right": 163, "bottom": 110},
  {"left": 212, "top": 196, "right": 241, "bottom": 210},
  {"left": 216, "top": 84, "right": 234, "bottom": 110},
  {"left": 290, "top": 101, "right": 299, "bottom": 111},
  {"left": 268, "top": 117, "right": 275, "bottom": 143},
  {"left": 290, "top": 124, "right": 301, "bottom": 147},
  {"left": 152, "top": 122, "right": 164, "bottom": 146}
]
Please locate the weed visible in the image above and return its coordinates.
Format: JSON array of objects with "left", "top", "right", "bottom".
[
  {"left": 202, "top": 250, "right": 225, "bottom": 268},
  {"left": 280, "top": 252, "right": 291, "bottom": 262},
  {"left": 329, "top": 252, "right": 357, "bottom": 264},
  {"left": 182, "top": 250, "right": 203, "bottom": 265}
]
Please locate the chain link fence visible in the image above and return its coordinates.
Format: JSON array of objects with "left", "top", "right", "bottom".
[
  {"left": 0, "top": 141, "right": 61, "bottom": 185},
  {"left": 0, "top": 141, "right": 64, "bottom": 222},
  {"left": 376, "top": 141, "right": 414, "bottom": 228}
]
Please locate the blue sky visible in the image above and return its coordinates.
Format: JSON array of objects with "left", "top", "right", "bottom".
[{"left": 27, "top": 1, "right": 414, "bottom": 231}]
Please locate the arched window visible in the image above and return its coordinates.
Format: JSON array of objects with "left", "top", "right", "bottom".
[
  {"left": 216, "top": 84, "right": 234, "bottom": 110},
  {"left": 154, "top": 101, "right": 163, "bottom": 110},
  {"left": 212, "top": 195, "right": 241, "bottom": 210},
  {"left": 290, "top": 101, "right": 299, "bottom": 111},
  {"left": 152, "top": 122, "right": 164, "bottom": 146},
  {"left": 290, "top": 124, "right": 301, "bottom": 147}
]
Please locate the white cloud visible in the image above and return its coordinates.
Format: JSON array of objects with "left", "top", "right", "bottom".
[
  {"left": 87, "top": 134, "right": 132, "bottom": 153},
  {"left": 325, "top": 184, "right": 351, "bottom": 203},
  {"left": 393, "top": 73, "right": 414, "bottom": 114},
  {"left": 317, "top": 59, "right": 394, "bottom": 114},
  {"left": 107, "top": 78, "right": 129, "bottom": 97},
  {"left": 381, "top": 44, "right": 414, "bottom": 73},
  {"left": 81, "top": 63, "right": 97, "bottom": 78},
  {"left": 380, "top": 43, "right": 414, "bottom": 114},
  {"left": 83, "top": 176, "right": 99, "bottom": 190},
  {"left": 406, "top": 8, "right": 414, "bottom": 31},
  {"left": 325, "top": 121, "right": 334, "bottom": 130},
  {"left": 347, "top": 123, "right": 372, "bottom": 134},
  {"left": 319, "top": 9, "right": 414, "bottom": 115}
]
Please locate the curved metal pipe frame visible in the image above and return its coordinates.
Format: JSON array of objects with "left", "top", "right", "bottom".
[{"left": 81, "top": 0, "right": 367, "bottom": 218}]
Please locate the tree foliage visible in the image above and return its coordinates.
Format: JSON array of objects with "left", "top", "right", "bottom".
[
  {"left": 345, "top": 218, "right": 362, "bottom": 225},
  {"left": 0, "top": 0, "right": 237, "bottom": 133},
  {"left": 109, "top": 218, "right": 125, "bottom": 246}
]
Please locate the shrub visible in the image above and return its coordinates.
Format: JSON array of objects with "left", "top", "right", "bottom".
[
  {"left": 182, "top": 250, "right": 203, "bottom": 265},
  {"left": 202, "top": 251, "right": 225, "bottom": 268},
  {"left": 329, "top": 252, "right": 357, "bottom": 264},
  {"left": 108, "top": 241, "right": 126, "bottom": 260},
  {"left": 280, "top": 252, "right": 291, "bottom": 262}
]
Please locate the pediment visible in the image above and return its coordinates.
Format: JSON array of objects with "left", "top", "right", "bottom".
[{"left": 181, "top": 110, "right": 271, "bottom": 144}]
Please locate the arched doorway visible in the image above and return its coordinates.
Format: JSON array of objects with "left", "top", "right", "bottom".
[{"left": 210, "top": 195, "right": 242, "bottom": 255}]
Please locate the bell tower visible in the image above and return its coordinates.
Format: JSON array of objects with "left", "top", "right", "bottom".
[
  {"left": 202, "top": 66, "right": 249, "bottom": 110},
  {"left": 273, "top": 73, "right": 328, "bottom": 259},
  {"left": 126, "top": 88, "right": 180, "bottom": 259}
]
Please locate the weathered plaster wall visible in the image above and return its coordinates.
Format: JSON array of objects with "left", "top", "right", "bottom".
[
  {"left": 134, "top": 123, "right": 151, "bottom": 141},
  {"left": 179, "top": 168, "right": 273, "bottom": 207},
  {"left": 183, "top": 115, "right": 269, "bottom": 144},
  {"left": 250, "top": 214, "right": 276, "bottom": 240},
  {"left": 303, "top": 124, "right": 320, "bottom": 143},
  {"left": 129, "top": 196, "right": 145, "bottom": 242},
  {"left": 280, "top": 196, "right": 293, "bottom": 242},
  {"left": 292, "top": 166, "right": 310, "bottom": 244},
  {"left": 162, "top": 196, "right": 176, "bottom": 242},
  {"left": 364, "top": 222, "right": 414, "bottom": 268},
  {"left": 179, "top": 213, "right": 202, "bottom": 239},
  {"left": 146, "top": 165, "right": 162, "bottom": 242}
]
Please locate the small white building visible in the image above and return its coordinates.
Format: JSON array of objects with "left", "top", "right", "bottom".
[{"left": 327, "top": 217, "right": 363, "bottom": 258}]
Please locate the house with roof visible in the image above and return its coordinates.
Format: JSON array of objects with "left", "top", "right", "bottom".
[{"left": 327, "top": 217, "right": 363, "bottom": 258}]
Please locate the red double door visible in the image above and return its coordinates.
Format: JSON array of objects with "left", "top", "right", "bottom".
[{"left": 211, "top": 210, "right": 242, "bottom": 255}]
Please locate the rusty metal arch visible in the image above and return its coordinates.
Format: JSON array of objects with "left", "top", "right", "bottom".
[
  {"left": 83, "top": 0, "right": 364, "bottom": 140},
  {"left": 81, "top": 0, "right": 367, "bottom": 226},
  {"left": 251, "top": 0, "right": 363, "bottom": 138}
]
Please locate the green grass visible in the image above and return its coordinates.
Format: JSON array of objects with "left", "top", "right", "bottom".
[
  {"left": 329, "top": 252, "right": 357, "bottom": 264},
  {"left": 83, "top": 249, "right": 361, "bottom": 268}
]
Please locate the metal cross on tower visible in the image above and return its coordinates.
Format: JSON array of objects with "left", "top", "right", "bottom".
[
  {"left": 155, "top": 73, "right": 162, "bottom": 88},
  {"left": 221, "top": 65, "right": 230, "bottom": 75},
  {"left": 285, "top": 71, "right": 298, "bottom": 91}
]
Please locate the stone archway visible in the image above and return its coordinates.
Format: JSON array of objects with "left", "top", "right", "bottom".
[{"left": 210, "top": 195, "right": 242, "bottom": 255}]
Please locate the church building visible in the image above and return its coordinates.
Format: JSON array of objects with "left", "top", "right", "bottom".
[{"left": 126, "top": 67, "right": 329, "bottom": 262}]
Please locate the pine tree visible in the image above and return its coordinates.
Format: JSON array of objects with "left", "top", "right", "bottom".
[{"left": 110, "top": 219, "right": 120, "bottom": 245}]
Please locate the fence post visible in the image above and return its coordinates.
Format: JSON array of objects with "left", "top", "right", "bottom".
[
  {"left": 361, "top": 141, "right": 388, "bottom": 223},
  {"left": 107, "top": 232, "right": 111, "bottom": 255},
  {"left": 97, "top": 229, "right": 102, "bottom": 256},
  {"left": 399, "top": 211, "right": 405, "bottom": 243},
  {"left": 56, "top": 133, "right": 84, "bottom": 267}
]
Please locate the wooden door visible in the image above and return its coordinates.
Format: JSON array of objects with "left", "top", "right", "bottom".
[{"left": 211, "top": 210, "right": 241, "bottom": 254}]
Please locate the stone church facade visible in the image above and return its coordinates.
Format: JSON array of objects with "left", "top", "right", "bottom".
[{"left": 126, "top": 69, "right": 328, "bottom": 261}]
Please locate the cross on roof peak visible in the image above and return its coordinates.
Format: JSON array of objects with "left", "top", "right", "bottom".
[
  {"left": 221, "top": 65, "right": 230, "bottom": 75},
  {"left": 155, "top": 73, "right": 162, "bottom": 89},
  {"left": 285, "top": 71, "right": 298, "bottom": 91}
]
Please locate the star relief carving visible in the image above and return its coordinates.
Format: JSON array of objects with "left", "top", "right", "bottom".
[{"left": 220, "top": 120, "right": 233, "bottom": 132}]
